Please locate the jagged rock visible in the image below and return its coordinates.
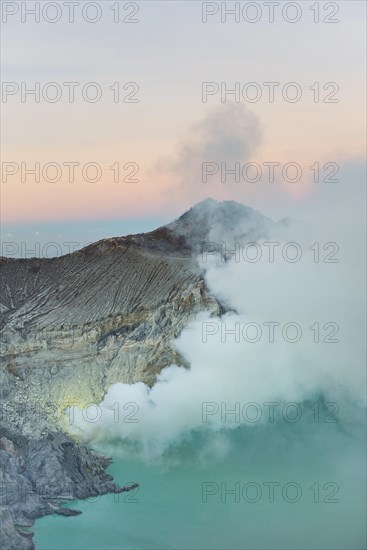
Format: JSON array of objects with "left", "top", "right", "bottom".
[
  {"left": 0, "top": 437, "right": 15, "bottom": 456},
  {"left": 53, "top": 508, "right": 82, "bottom": 516},
  {"left": 0, "top": 425, "right": 121, "bottom": 549}
]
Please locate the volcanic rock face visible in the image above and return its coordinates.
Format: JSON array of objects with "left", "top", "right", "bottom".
[
  {"left": 0, "top": 427, "right": 120, "bottom": 550},
  {"left": 0, "top": 199, "right": 273, "bottom": 548},
  {"left": 0, "top": 231, "right": 220, "bottom": 438}
]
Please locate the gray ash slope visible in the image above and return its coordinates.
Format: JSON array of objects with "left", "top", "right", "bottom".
[{"left": 0, "top": 199, "right": 277, "bottom": 549}]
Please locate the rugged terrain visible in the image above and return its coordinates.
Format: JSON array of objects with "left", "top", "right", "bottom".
[{"left": 0, "top": 199, "right": 274, "bottom": 549}]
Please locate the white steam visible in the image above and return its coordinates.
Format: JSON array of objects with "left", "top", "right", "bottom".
[
  {"left": 68, "top": 190, "right": 366, "bottom": 460},
  {"left": 154, "top": 102, "right": 263, "bottom": 206}
]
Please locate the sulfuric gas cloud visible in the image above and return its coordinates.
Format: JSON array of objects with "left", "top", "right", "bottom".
[{"left": 68, "top": 182, "right": 366, "bottom": 460}]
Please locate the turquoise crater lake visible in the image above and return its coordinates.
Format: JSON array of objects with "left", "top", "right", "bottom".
[{"left": 34, "top": 415, "right": 366, "bottom": 550}]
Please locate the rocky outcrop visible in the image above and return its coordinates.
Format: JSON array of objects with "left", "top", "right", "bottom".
[{"left": 0, "top": 426, "right": 123, "bottom": 550}]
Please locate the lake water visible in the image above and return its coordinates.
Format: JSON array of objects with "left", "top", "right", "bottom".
[{"left": 34, "top": 416, "right": 366, "bottom": 550}]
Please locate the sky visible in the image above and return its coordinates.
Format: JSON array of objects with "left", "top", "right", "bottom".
[{"left": 0, "top": 0, "right": 366, "bottom": 256}]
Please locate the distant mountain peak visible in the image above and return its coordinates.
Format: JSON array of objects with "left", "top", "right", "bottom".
[
  {"left": 177, "top": 197, "right": 258, "bottom": 218},
  {"left": 165, "top": 198, "right": 272, "bottom": 249}
]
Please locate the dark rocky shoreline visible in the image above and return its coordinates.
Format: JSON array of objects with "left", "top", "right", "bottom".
[{"left": 0, "top": 426, "right": 122, "bottom": 550}]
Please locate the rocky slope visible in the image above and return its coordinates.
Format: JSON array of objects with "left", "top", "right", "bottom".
[
  {"left": 0, "top": 199, "right": 273, "bottom": 549},
  {"left": 0, "top": 426, "right": 122, "bottom": 550}
]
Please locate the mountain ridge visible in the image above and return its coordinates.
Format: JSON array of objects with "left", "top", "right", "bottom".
[{"left": 0, "top": 198, "right": 272, "bottom": 262}]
